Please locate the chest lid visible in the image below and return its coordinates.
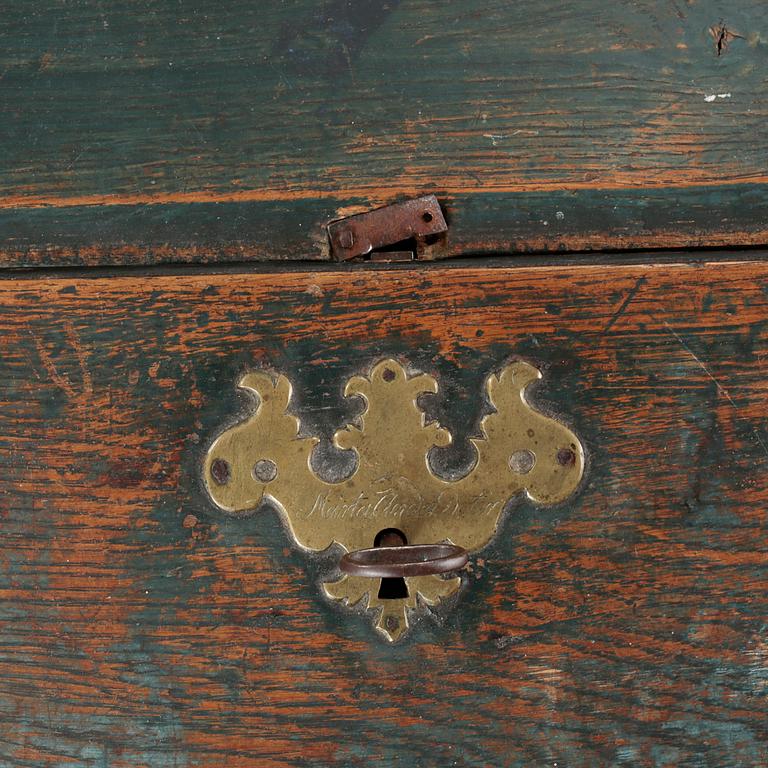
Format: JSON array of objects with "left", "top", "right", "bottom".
[{"left": 2, "top": 2, "right": 767, "bottom": 268}]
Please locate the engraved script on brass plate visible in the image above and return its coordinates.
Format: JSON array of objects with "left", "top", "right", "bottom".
[{"left": 203, "top": 359, "right": 584, "bottom": 641}]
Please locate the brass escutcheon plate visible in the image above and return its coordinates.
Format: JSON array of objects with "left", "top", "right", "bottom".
[{"left": 203, "top": 359, "right": 584, "bottom": 641}]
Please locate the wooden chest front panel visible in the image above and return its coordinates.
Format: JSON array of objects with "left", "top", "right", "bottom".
[{"left": 1, "top": 261, "right": 767, "bottom": 766}]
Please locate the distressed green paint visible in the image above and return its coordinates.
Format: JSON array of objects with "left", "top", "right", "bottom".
[
  {"left": 2, "top": 1, "right": 768, "bottom": 266},
  {"left": 1, "top": 263, "right": 767, "bottom": 764},
  {"left": 1, "top": 184, "right": 768, "bottom": 267}
]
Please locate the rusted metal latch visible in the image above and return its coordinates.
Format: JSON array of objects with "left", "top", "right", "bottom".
[{"left": 327, "top": 195, "right": 448, "bottom": 261}]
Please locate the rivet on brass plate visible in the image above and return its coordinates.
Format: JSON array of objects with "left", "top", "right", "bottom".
[{"left": 203, "top": 359, "right": 584, "bottom": 642}]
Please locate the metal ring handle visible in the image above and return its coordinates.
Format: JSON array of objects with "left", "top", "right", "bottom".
[{"left": 339, "top": 543, "right": 468, "bottom": 578}]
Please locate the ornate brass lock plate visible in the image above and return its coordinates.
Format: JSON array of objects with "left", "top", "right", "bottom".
[{"left": 203, "top": 359, "right": 584, "bottom": 641}]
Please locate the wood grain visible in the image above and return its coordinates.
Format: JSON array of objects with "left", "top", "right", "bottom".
[
  {"left": 2, "top": 1, "right": 768, "bottom": 266},
  {"left": 1, "top": 260, "right": 767, "bottom": 765}
]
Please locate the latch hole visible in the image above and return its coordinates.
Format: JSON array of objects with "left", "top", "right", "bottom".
[
  {"left": 422, "top": 211, "right": 433, "bottom": 223},
  {"left": 367, "top": 236, "right": 418, "bottom": 262},
  {"left": 374, "top": 528, "right": 410, "bottom": 600}
]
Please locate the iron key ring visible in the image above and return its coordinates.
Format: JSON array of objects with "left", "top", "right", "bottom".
[{"left": 339, "top": 543, "right": 468, "bottom": 579}]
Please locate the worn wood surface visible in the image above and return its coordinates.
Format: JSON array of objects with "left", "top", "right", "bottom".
[
  {"left": 2, "top": 1, "right": 768, "bottom": 266},
  {"left": 1, "top": 260, "right": 767, "bottom": 765}
]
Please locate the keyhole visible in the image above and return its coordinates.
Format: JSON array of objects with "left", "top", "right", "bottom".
[{"left": 375, "top": 528, "right": 409, "bottom": 600}]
